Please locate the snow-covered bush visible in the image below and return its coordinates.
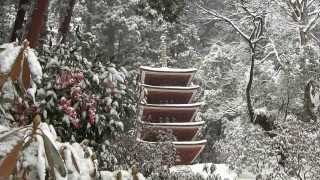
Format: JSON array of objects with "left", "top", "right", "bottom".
[
  {"left": 0, "top": 119, "right": 101, "bottom": 179},
  {"left": 0, "top": 42, "right": 100, "bottom": 179},
  {"left": 0, "top": 41, "right": 42, "bottom": 126},
  {"left": 149, "top": 163, "right": 224, "bottom": 180},
  {"left": 215, "top": 115, "right": 320, "bottom": 179},
  {"left": 99, "top": 134, "right": 176, "bottom": 177},
  {"left": 28, "top": 31, "right": 139, "bottom": 172},
  {"left": 37, "top": 37, "right": 136, "bottom": 139}
]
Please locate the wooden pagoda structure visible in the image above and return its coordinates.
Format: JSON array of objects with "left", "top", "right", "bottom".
[{"left": 137, "top": 65, "right": 206, "bottom": 165}]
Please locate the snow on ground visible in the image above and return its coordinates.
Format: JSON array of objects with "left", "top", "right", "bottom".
[{"left": 170, "top": 163, "right": 255, "bottom": 180}]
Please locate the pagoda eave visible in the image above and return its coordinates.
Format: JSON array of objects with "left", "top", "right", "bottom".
[
  {"left": 137, "top": 138, "right": 207, "bottom": 165},
  {"left": 138, "top": 120, "right": 205, "bottom": 128},
  {"left": 140, "top": 66, "right": 197, "bottom": 73},
  {"left": 138, "top": 121, "right": 204, "bottom": 141},
  {"left": 140, "top": 84, "right": 199, "bottom": 104},
  {"left": 139, "top": 102, "right": 203, "bottom": 109},
  {"left": 139, "top": 103, "right": 203, "bottom": 123},
  {"left": 141, "top": 84, "right": 200, "bottom": 91},
  {"left": 140, "top": 66, "right": 197, "bottom": 86}
]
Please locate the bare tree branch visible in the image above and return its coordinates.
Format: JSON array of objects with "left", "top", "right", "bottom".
[
  {"left": 240, "top": 0, "right": 256, "bottom": 18},
  {"left": 258, "top": 51, "right": 275, "bottom": 65},
  {"left": 304, "top": 9, "right": 320, "bottom": 32},
  {"left": 286, "top": 1, "right": 300, "bottom": 22},
  {"left": 307, "top": 0, "right": 316, "bottom": 7},
  {"left": 195, "top": 3, "right": 250, "bottom": 41},
  {"left": 310, "top": 32, "right": 320, "bottom": 43},
  {"left": 269, "top": 39, "right": 285, "bottom": 69}
]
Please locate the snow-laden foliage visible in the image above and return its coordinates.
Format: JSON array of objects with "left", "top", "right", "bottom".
[
  {"left": 0, "top": 42, "right": 43, "bottom": 126},
  {"left": 99, "top": 134, "right": 176, "bottom": 177},
  {"left": 31, "top": 34, "right": 138, "bottom": 173},
  {"left": 0, "top": 122, "right": 100, "bottom": 180},
  {"left": 0, "top": 125, "right": 25, "bottom": 158},
  {"left": 196, "top": 42, "right": 248, "bottom": 162},
  {"left": 216, "top": 115, "right": 320, "bottom": 179},
  {"left": 1, "top": 0, "right": 320, "bottom": 178}
]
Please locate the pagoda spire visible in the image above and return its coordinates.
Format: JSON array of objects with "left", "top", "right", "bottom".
[{"left": 160, "top": 27, "right": 169, "bottom": 67}]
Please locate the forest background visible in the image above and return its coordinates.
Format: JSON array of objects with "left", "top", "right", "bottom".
[{"left": 1, "top": 0, "right": 320, "bottom": 179}]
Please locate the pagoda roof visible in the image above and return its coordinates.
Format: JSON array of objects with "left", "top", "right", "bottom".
[
  {"left": 140, "top": 84, "right": 200, "bottom": 104},
  {"left": 138, "top": 102, "right": 203, "bottom": 123},
  {"left": 139, "top": 102, "right": 203, "bottom": 109},
  {"left": 137, "top": 138, "right": 207, "bottom": 164},
  {"left": 140, "top": 66, "right": 197, "bottom": 86},
  {"left": 140, "top": 66, "right": 197, "bottom": 73},
  {"left": 138, "top": 120, "right": 205, "bottom": 128},
  {"left": 137, "top": 138, "right": 207, "bottom": 146},
  {"left": 141, "top": 84, "right": 200, "bottom": 91},
  {"left": 138, "top": 120, "right": 204, "bottom": 141}
]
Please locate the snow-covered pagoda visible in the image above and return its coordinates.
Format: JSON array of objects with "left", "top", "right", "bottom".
[{"left": 136, "top": 33, "right": 206, "bottom": 165}]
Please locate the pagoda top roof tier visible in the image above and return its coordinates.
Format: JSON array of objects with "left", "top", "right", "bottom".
[
  {"left": 140, "top": 66, "right": 197, "bottom": 86},
  {"left": 141, "top": 84, "right": 200, "bottom": 91},
  {"left": 140, "top": 66, "right": 197, "bottom": 73}
]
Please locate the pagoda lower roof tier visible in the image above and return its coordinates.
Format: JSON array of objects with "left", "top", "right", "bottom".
[
  {"left": 138, "top": 121, "right": 204, "bottom": 141},
  {"left": 140, "top": 84, "right": 199, "bottom": 104},
  {"left": 140, "top": 66, "right": 197, "bottom": 86},
  {"left": 137, "top": 139, "right": 207, "bottom": 165},
  {"left": 139, "top": 103, "right": 203, "bottom": 123}
]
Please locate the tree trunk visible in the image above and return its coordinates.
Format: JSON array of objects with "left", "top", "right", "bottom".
[
  {"left": 303, "top": 80, "right": 320, "bottom": 121},
  {"left": 10, "top": 0, "right": 30, "bottom": 42},
  {"left": 26, "top": 0, "right": 49, "bottom": 48},
  {"left": 299, "top": 28, "right": 308, "bottom": 47},
  {"left": 246, "top": 46, "right": 255, "bottom": 122},
  {"left": 58, "top": 0, "right": 77, "bottom": 43},
  {"left": 85, "top": 0, "right": 94, "bottom": 32},
  {"left": 107, "top": 26, "right": 115, "bottom": 61}
]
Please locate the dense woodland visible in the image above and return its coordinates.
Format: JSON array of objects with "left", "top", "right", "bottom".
[{"left": 0, "top": 0, "right": 320, "bottom": 179}]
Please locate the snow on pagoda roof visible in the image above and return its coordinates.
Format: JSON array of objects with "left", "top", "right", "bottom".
[
  {"left": 138, "top": 120, "right": 205, "bottom": 128},
  {"left": 172, "top": 139, "right": 207, "bottom": 146},
  {"left": 140, "top": 66, "right": 197, "bottom": 73},
  {"left": 141, "top": 84, "right": 200, "bottom": 91},
  {"left": 139, "top": 102, "right": 204, "bottom": 109},
  {"left": 137, "top": 138, "right": 207, "bottom": 146}
]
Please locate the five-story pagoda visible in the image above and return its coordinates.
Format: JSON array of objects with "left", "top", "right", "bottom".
[{"left": 136, "top": 33, "right": 206, "bottom": 165}]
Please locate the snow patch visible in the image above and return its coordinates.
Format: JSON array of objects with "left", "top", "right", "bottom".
[
  {"left": 170, "top": 163, "right": 237, "bottom": 180},
  {"left": 26, "top": 48, "right": 42, "bottom": 84},
  {"left": 0, "top": 44, "right": 20, "bottom": 74}
]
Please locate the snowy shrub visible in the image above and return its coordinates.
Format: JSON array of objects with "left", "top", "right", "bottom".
[
  {"left": 35, "top": 32, "right": 135, "bottom": 136},
  {"left": 215, "top": 115, "right": 320, "bottom": 179},
  {"left": 148, "top": 164, "right": 223, "bottom": 180},
  {"left": 0, "top": 41, "right": 43, "bottom": 126},
  {"left": 0, "top": 42, "right": 100, "bottom": 179},
  {"left": 0, "top": 117, "right": 98, "bottom": 180},
  {"left": 98, "top": 134, "right": 176, "bottom": 177}
]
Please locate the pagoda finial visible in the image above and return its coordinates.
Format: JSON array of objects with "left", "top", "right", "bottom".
[{"left": 160, "top": 25, "right": 169, "bottom": 68}]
